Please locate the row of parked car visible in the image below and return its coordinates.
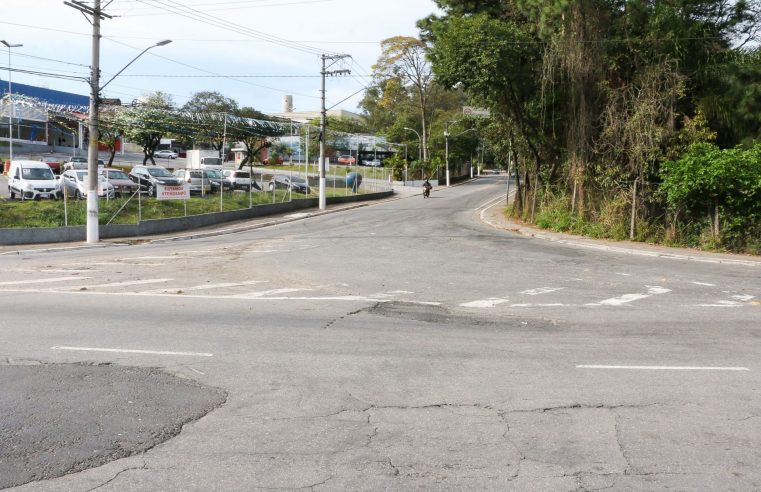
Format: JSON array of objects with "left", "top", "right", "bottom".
[{"left": 6, "top": 159, "right": 308, "bottom": 200}]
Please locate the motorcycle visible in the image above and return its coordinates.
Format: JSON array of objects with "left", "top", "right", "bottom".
[{"left": 423, "top": 186, "right": 431, "bottom": 198}]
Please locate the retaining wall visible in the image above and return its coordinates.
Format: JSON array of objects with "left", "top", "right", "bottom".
[{"left": 0, "top": 191, "right": 392, "bottom": 245}]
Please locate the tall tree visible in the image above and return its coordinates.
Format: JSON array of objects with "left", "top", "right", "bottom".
[{"left": 373, "top": 36, "right": 437, "bottom": 160}]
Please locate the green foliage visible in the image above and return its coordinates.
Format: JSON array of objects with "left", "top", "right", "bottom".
[{"left": 660, "top": 142, "right": 761, "bottom": 249}]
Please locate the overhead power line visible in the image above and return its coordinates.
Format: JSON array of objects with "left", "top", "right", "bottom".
[
  {"left": 134, "top": 0, "right": 335, "bottom": 56},
  {"left": 104, "top": 37, "right": 319, "bottom": 100}
]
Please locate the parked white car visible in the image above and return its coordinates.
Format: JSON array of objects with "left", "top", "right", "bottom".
[
  {"left": 61, "top": 169, "right": 115, "bottom": 199},
  {"left": 222, "top": 169, "right": 258, "bottom": 190},
  {"left": 6, "top": 160, "right": 61, "bottom": 200}
]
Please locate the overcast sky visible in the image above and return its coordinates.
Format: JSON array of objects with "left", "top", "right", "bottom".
[{"left": 1, "top": 0, "right": 441, "bottom": 114}]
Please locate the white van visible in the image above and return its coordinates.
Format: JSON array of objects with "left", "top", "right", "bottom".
[{"left": 7, "top": 160, "right": 61, "bottom": 200}]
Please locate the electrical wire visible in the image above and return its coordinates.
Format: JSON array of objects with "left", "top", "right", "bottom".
[
  {"left": 103, "top": 37, "right": 319, "bottom": 100},
  {"left": 115, "top": 0, "right": 336, "bottom": 15},
  {"left": 134, "top": 0, "right": 334, "bottom": 56}
]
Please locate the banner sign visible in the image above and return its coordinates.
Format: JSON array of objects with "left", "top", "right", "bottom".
[
  {"left": 463, "top": 106, "right": 491, "bottom": 117},
  {"left": 156, "top": 183, "right": 190, "bottom": 200}
]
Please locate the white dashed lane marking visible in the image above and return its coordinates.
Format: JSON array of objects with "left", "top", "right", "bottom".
[{"left": 578, "top": 365, "right": 749, "bottom": 371}]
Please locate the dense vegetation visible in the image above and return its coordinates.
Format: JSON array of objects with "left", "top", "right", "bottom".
[{"left": 363, "top": 0, "right": 760, "bottom": 253}]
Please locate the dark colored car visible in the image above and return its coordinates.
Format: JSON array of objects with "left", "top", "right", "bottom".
[
  {"left": 128, "top": 165, "right": 183, "bottom": 197},
  {"left": 101, "top": 168, "right": 139, "bottom": 196},
  {"left": 268, "top": 174, "right": 310, "bottom": 194},
  {"left": 205, "top": 169, "right": 234, "bottom": 192}
]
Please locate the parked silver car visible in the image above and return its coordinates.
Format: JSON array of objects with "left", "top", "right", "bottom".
[
  {"left": 173, "top": 169, "right": 212, "bottom": 195},
  {"left": 61, "top": 169, "right": 115, "bottom": 199}
]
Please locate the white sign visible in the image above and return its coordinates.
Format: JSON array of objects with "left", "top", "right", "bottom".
[
  {"left": 324, "top": 157, "right": 330, "bottom": 171},
  {"left": 463, "top": 106, "right": 491, "bottom": 117},
  {"left": 156, "top": 183, "right": 190, "bottom": 200}
]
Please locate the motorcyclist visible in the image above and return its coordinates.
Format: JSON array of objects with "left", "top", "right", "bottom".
[{"left": 423, "top": 178, "right": 432, "bottom": 197}]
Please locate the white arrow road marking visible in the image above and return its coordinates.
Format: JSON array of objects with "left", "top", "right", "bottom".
[
  {"left": 520, "top": 287, "right": 565, "bottom": 296},
  {"left": 578, "top": 365, "right": 749, "bottom": 371},
  {"left": 460, "top": 298, "right": 510, "bottom": 308},
  {"left": 732, "top": 294, "right": 756, "bottom": 301},
  {"left": 52, "top": 346, "right": 213, "bottom": 357},
  {"left": 0, "top": 276, "right": 90, "bottom": 286},
  {"left": 588, "top": 286, "right": 671, "bottom": 306}
]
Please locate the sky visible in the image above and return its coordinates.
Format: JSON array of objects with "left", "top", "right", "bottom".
[{"left": 1, "top": 0, "right": 442, "bottom": 115}]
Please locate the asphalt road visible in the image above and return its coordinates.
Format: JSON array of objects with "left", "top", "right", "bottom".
[{"left": 1, "top": 176, "right": 759, "bottom": 490}]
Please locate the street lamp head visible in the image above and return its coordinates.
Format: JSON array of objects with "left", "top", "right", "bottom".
[
  {"left": 155, "top": 39, "right": 172, "bottom": 47},
  {"left": 1, "top": 40, "right": 23, "bottom": 48}
]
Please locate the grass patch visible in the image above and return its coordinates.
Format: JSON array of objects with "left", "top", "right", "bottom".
[{"left": 0, "top": 183, "right": 369, "bottom": 229}]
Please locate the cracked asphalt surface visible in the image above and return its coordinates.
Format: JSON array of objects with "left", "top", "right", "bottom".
[
  {"left": 0, "top": 175, "right": 759, "bottom": 490},
  {"left": 0, "top": 363, "right": 226, "bottom": 489}
]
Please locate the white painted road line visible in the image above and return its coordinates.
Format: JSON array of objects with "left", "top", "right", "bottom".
[
  {"left": 521, "top": 287, "right": 564, "bottom": 296},
  {"left": 51, "top": 346, "right": 213, "bottom": 357},
  {"left": 577, "top": 365, "right": 749, "bottom": 371},
  {"left": 460, "top": 298, "right": 510, "bottom": 308},
  {"left": 142, "top": 280, "right": 268, "bottom": 294},
  {"left": 588, "top": 286, "right": 671, "bottom": 306},
  {"left": 238, "top": 288, "right": 309, "bottom": 298},
  {"left": 692, "top": 281, "right": 716, "bottom": 286},
  {"left": 0, "top": 276, "right": 90, "bottom": 286},
  {"left": 64, "top": 279, "right": 173, "bottom": 290}
]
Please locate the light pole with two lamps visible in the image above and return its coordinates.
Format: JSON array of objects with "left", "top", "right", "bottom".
[
  {"left": 445, "top": 120, "right": 476, "bottom": 187},
  {"left": 85, "top": 39, "right": 172, "bottom": 243},
  {"left": 2, "top": 40, "right": 22, "bottom": 164},
  {"left": 403, "top": 127, "right": 422, "bottom": 181}
]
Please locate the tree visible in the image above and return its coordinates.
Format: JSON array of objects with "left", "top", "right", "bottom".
[
  {"left": 373, "top": 36, "right": 437, "bottom": 160},
  {"left": 181, "top": 91, "right": 240, "bottom": 152},
  {"left": 114, "top": 91, "right": 182, "bottom": 165}
]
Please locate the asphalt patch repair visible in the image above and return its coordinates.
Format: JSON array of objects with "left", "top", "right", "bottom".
[{"left": 0, "top": 362, "right": 226, "bottom": 489}]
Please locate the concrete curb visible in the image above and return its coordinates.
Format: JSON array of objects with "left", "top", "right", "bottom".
[{"left": 479, "top": 199, "right": 761, "bottom": 268}]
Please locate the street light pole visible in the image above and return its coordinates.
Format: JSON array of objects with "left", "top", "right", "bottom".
[
  {"left": 1, "top": 40, "right": 22, "bottom": 163},
  {"left": 445, "top": 121, "right": 450, "bottom": 187}
]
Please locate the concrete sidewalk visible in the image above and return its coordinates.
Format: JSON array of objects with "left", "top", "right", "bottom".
[{"left": 480, "top": 199, "right": 761, "bottom": 267}]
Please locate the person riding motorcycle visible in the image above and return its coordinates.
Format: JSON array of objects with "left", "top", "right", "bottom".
[{"left": 423, "top": 179, "right": 432, "bottom": 198}]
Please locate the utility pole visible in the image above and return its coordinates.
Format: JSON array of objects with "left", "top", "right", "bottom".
[
  {"left": 319, "top": 54, "right": 350, "bottom": 210},
  {"left": 65, "top": 0, "right": 111, "bottom": 243}
]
